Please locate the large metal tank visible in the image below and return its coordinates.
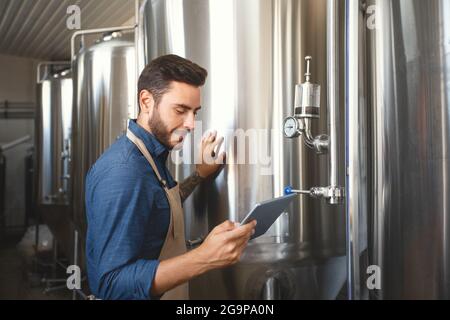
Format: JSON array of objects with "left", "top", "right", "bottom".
[
  {"left": 36, "top": 67, "right": 72, "bottom": 205},
  {"left": 139, "top": 0, "right": 347, "bottom": 299},
  {"left": 35, "top": 65, "right": 74, "bottom": 259},
  {"left": 71, "top": 32, "right": 136, "bottom": 259},
  {"left": 346, "top": 0, "right": 450, "bottom": 299},
  {"left": 366, "top": 0, "right": 450, "bottom": 299}
]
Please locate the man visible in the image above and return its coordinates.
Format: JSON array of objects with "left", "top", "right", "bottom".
[{"left": 85, "top": 54, "right": 256, "bottom": 300}]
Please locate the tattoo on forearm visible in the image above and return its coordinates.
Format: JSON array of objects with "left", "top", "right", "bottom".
[{"left": 179, "top": 171, "right": 204, "bottom": 202}]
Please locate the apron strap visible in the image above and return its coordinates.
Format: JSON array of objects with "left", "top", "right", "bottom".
[
  {"left": 126, "top": 129, "right": 168, "bottom": 188},
  {"left": 126, "top": 128, "right": 184, "bottom": 241}
]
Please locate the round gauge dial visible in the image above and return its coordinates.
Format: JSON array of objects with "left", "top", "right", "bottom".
[{"left": 283, "top": 117, "right": 300, "bottom": 138}]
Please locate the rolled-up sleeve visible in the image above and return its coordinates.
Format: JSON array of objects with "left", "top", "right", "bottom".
[{"left": 85, "top": 165, "right": 159, "bottom": 300}]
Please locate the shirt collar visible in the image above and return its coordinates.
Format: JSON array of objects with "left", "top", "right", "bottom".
[{"left": 128, "top": 119, "right": 169, "bottom": 159}]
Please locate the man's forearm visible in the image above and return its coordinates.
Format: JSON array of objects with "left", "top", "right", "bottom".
[
  {"left": 179, "top": 170, "right": 204, "bottom": 202},
  {"left": 150, "top": 249, "right": 209, "bottom": 296}
]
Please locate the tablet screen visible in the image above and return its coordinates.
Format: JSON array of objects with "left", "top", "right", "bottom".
[{"left": 240, "top": 194, "right": 297, "bottom": 239}]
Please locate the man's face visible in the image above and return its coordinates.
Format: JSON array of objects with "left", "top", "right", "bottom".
[{"left": 146, "top": 81, "right": 201, "bottom": 150}]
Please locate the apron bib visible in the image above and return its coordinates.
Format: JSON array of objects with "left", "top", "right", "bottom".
[{"left": 127, "top": 129, "right": 189, "bottom": 300}]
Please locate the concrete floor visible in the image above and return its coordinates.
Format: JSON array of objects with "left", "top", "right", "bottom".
[{"left": 0, "top": 231, "right": 72, "bottom": 300}]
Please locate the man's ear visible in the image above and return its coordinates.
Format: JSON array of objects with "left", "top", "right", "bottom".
[{"left": 139, "top": 90, "right": 155, "bottom": 114}]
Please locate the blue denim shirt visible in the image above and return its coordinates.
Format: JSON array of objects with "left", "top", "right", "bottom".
[{"left": 85, "top": 119, "right": 176, "bottom": 300}]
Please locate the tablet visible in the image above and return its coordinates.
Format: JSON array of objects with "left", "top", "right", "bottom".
[{"left": 240, "top": 193, "right": 297, "bottom": 240}]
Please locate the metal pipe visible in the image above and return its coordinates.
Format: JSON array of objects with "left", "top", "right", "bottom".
[
  {"left": 134, "top": 0, "right": 140, "bottom": 117},
  {"left": 0, "top": 135, "right": 31, "bottom": 152},
  {"left": 302, "top": 119, "right": 317, "bottom": 150},
  {"left": 0, "top": 101, "right": 35, "bottom": 109},
  {"left": 289, "top": 189, "right": 313, "bottom": 195},
  {"left": 72, "top": 229, "right": 78, "bottom": 300},
  {"left": 299, "top": 118, "right": 329, "bottom": 154},
  {"left": 24, "top": 149, "right": 34, "bottom": 228},
  {"left": 327, "top": 0, "right": 341, "bottom": 205},
  {"left": 0, "top": 101, "right": 35, "bottom": 119},
  {"left": 345, "top": 0, "right": 362, "bottom": 300},
  {"left": 0, "top": 107, "right": 34, "bottom": 112}
]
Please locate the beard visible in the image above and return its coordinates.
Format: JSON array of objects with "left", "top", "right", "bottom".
[
  {"left": 148, "top": 106, "right": 173, "bottom": 149},
  {"left": 148, "top": 106, "right": 188, "bottom": 150}
]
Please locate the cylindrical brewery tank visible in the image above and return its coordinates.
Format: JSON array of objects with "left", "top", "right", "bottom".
[
  {"left": 71, "top": 32, "right": 136, "bottom": 261},
  {"left": 362, "top": 0, "right": 450, "bottom": 299},
  {"left": 36, "top": 66, "right": 72, "bottom": 205},
  {"left": 139, "top": 0, "right": 347, "bottom": 299}
]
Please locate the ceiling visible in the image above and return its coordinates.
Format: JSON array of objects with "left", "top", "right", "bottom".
[{"left": 0, "top": 0, "right": 135, "bottom": 60}]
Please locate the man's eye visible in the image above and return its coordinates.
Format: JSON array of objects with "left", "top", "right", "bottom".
[{"left": 176, "top": 109, "right": 185, "bottom": 114}]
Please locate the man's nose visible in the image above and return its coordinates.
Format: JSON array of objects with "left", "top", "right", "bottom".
[{"left": 184, "top": 113, "right": 195, "bottom": 131}]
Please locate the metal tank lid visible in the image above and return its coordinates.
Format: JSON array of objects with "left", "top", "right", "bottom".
[
  {"left": 95, "top": 31, "right": 127, "bottom": 43},
  {"left": 52, "top": 69, "right": 71, "bottom": 79},
  {"left": 75, "top": 30, "right": 134, "bottom": 57},
  {"left": 40, "top": 66, "right": 72, "bottom": 82}
]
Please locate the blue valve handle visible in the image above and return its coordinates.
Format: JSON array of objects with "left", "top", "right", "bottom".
[{"left": 284, "top": 186, "right": 293, "bottom": 195}]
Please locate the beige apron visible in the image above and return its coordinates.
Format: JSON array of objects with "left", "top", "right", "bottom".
[{"left": 126, "top": 129, "right": 189, "bottom": 300}]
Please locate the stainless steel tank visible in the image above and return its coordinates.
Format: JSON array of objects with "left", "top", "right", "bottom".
[
  {"left": 36, "top": 67, "right": 72, "bottom": 205},
  {"left": 139, "top": 0, "right": 347, "bottom": 299},
  {"left": 346, "top": 0, "right": 450, "bottom": 299},
  {"left": 71, "top": 32, "right": 136, "bottom": 249},
  {"left": 35, "top": 64, "right": 75, "bottom": 260},
  {"left": 366, "top": 0, "right": 450, "bottom": 299}
]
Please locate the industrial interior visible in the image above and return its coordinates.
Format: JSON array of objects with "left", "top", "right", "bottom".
[{"left": 0, "top": 0, "right": 449, "bottom": 300}]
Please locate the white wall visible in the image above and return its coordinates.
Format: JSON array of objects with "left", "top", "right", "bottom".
[{"left": 0, "top": 54, "right": 38, "bottom": 228}]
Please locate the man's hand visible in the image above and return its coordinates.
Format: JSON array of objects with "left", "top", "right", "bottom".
[
  {"left": 196, "top": 130, "right": 226, "bottom": 178},
  {"left": 192, "top": 220, "right": 257, "bottom": 270},
  {"left": 151, "top": 220, "right": 256, "bottom": 296}
]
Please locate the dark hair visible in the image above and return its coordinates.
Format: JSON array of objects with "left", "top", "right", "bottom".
[{"left": 137, "top": 54, "right": 207, "bottom": 108}]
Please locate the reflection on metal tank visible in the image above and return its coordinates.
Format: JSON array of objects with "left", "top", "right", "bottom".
[
  {"left": 36, "top": 67, "right": 72, "bottom": 205},
  {"left": 139, "top": 0, "right": 346, "bottom": 299},
  {"left": 363, "top": 0, "right": 450, "bottom": 299},
  {"left": 72, "top": 32, "right": 136, "bottom": 246}
]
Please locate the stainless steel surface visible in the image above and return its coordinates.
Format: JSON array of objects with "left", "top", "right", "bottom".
[
  {"left": 71, "top": 32, "right": 136, "bottom": 241},
  {"left": 262, "top": 276, "right": 281, "bottom": 300},
  {"left": 139, "top": 0, "right": 346, "bottom": 299},
  {"left": 36, "top": 66, "right": 73, "bottom": 205},
  {"left": 361, "top": 0, "right": 450, "bottom": 299}
]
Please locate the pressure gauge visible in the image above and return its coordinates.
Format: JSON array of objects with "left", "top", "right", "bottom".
[{"left": 283, "top": 117, "right": 300, "bottom": 138}]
